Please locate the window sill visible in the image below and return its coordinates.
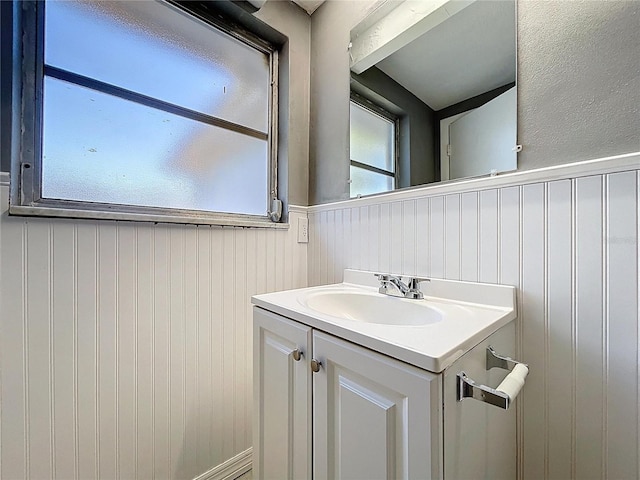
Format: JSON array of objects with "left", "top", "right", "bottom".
[{"left": 8, "top": 204, "right": 289, "bottom": 229}]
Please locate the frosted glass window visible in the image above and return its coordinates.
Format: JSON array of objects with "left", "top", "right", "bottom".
[
  {"left": 45, "top": 0, "right": 270, "bottom": 132},
  {"left": 350, "top": 166, "right": 394, "bottom": 198},
  {"left": 42, "top": 77, "right": 268, "bottom": 215},
  {"left": 15, "top": 0, "right": 278, "bottom": 221},
  {"left": 350, "top": 102, "right": 395, "bottom": 171},
  {"left": 349, "top": 99, "right": 396, "bottom": 198}
]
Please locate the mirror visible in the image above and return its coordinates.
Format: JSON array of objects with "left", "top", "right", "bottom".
[{"left": 349, "top": 0, "right": 516, "bottom": 197}]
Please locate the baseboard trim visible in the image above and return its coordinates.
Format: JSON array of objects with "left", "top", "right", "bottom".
[{"left": 192, "top": 448, "right": 252, "bottom": 480}]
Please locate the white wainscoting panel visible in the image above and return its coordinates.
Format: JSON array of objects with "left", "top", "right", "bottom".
[
  {"left": 0, "top": 175, "right": 307, "bottom": 480},
  {"left": 308, "top": 167, "right": 639, "bottom": 480}
]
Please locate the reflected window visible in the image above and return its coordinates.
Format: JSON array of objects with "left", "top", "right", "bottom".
[
  {"left": 15, "top": 0, "right": 278, "bottom": 222},
  {"left": 349, "top": 99, "right": 397, "bottom": 198}
]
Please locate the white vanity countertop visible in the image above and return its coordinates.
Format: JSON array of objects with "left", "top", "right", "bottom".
[{"left": 252, "top": 269, "right": 516, "bottom": 373}]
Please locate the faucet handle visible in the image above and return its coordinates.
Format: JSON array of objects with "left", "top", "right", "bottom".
[
  {"left": 407, "top": 277, "right": 430, "bottom": 288},
  {"left": 374, "top": 273, "right": 393, "bottom": 295},
  {"left": 405, "top": 277, "right": 430, "bottom": 299}
]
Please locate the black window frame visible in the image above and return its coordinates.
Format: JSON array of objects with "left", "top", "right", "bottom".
[{"left": 9, "top": 0, "right": 283, "bottom": 227}]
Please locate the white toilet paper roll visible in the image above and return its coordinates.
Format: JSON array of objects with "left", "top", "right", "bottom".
[{"left": 496, "top": 364, "right": 529, "bottom": 400}]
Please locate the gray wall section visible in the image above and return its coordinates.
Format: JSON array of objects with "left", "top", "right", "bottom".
[
  {"left": 517, "top": 0, "right": 640, "bottom": 170},
  {"left": 310, "top": 0, "right": 374, "bottom": 204},
  {"left": 310, "top": 0, "right": 640, "bottom": 204},
  {"left": 352, "top": 67, "right": 437, "bottom": 188},
  {"left": 0, "top": 1, "right": 13, "bottom": 173},
  {"left": 255, "top": 1, "right": 311, "bottom": 208}
]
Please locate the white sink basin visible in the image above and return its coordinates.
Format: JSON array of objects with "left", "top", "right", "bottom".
[
  {"left": 252, "top": 269, "right": 516, "bottom": 372},
  {"left": 301, "top": 290, "right": 442, "bottom": 326}
]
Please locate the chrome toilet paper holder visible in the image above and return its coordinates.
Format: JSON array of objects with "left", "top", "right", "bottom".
[{"left": 457, "top": 346, "right": 528, "bottom": 410}]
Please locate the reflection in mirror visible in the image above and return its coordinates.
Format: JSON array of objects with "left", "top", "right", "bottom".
[
  {"left": 349, "top": 95, "right": 398, "bottom": 197},
  {"left": 349, "top": 0, "right": 516, "bottom": 197}
]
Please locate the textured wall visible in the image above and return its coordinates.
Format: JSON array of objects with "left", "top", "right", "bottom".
[
  {"left": 307, "top": 155, "right": 640, "bottom": 480},
  {"left": 0, "top": 174, "right": 308, "bottom": 479},
  {"left": 310, "top": 0, "right": 640, "bottom": 204},
  {"left": 517, "top": 0, "right": 640, "bottom": 169}
]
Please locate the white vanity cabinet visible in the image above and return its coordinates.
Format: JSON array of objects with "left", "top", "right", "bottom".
[
  {"left": 252, "top": 270, "right": 521, "bottom": 480},
  {"left": 253, "top": 307, "right": 442, "bottom": 480}
]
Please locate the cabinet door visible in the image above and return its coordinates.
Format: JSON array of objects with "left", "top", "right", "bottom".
[
  {"left": 313, "top": 331, "right": 443, "bottom": 480},
  {"left": 253, "top": 307, "right": 312, "bottom": 480}
]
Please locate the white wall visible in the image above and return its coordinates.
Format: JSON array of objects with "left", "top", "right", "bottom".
[
  {"left": 308, "top": 155, "right": 640, "bottom": 480},
  {"left": 0, "top": 173, "right": 307, "bottom": 479}
]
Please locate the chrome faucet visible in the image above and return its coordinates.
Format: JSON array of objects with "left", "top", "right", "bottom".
[{"left": 374, "top": 274, "right": 430, "bottom": 299}]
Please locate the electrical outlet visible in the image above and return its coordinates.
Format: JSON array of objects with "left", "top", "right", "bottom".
[{"left": 297, "top": 217, "right": 309, "bottom": 243}]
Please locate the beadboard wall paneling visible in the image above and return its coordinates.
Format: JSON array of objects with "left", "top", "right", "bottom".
[
  {"left": 308, "top": 170, "right": 640, "bottom": 480},
  {"left": 0, "top": 177, "right": 308, "bottom": 480},
  {"left": 604, "top": 172, "right": 638, "bottom": 480},
  {"left": 546, "top": 179, "right": 573, "bottom": 480}
]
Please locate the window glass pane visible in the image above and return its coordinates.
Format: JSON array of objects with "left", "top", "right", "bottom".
[
  {"left": 350, "top": 102, "right": 394, "bottom": 171},
  {"left": 42, "top": 76, "right": 268, "bottom": 216},
  {"left": 45, "top": 0, "right": 270, "bottom": 133},
  {"left": 350, "top": 165, "right": 394, "bottom": 198}
]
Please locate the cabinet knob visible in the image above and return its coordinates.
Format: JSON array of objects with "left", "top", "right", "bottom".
[
  {"left": 310, "top": 359, "right": 322, "bottom": 373},
  {"left": 292, "top": 348, "right": 302, "bottom": 361}
]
